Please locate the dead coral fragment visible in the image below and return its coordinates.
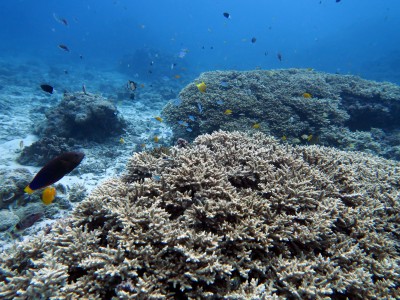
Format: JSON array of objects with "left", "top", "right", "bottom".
[{"left": 0, "top": 131, "right": 399, "bottom": 299}]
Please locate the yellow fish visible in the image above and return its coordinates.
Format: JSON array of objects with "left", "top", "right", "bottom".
[
  {"left": 42, "top": 186, "right": 56, "bottom": 205},
  {"left": 224, "top": 109, "right": 233, "bottom": 115},
  {"left": 303, "top": 93, "right": 312, "bottom": 98},
  {"left": 307, "top": 134, "right": 313, "bottom": 142},
  {"left": 306, "top": 68, "right": 313, "bottom": 71},
  {"left": 174, "top": 74, "right": 181, "bottom": 79},
  {"left": 154, "top": 116, "right": 163, "bottom": 122},
  {"left": 154, "top": 136, "right": 159, "bottom": 143},
  {"left": 281, "top": 135, "right": 287, "bottom": 141},
  {"left": 252, "top": 123, "right": 260, "bottom": 129},
  {"left": 119, "top": 137, "right": 125, "bottom": 144},
  {"left": 196, "top": 82, "right": 207, "bottom": 93}
]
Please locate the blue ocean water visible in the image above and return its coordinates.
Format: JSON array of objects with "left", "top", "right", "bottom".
[{"left": 0, "top": 0, "right": 399, "bottom": 83}]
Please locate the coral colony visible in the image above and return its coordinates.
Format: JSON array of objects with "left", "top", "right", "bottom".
[{"left": 1, "top": 131, "right": 398, "bottom": 298}]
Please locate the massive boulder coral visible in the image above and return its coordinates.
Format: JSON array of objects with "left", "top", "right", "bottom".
[
  {"left": 0, "top": 131, "right": 399, "bottom": 299},
  {"left": 36, "top": 92, "right": 126, "bottom": 141},
  {"left": 162, "top": 69, "right": 400, "bottom": 160}
]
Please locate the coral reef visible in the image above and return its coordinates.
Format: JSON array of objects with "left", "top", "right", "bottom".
[
  {"left": 17, "top": 136, "right": 77, "bottom": 167},
  {"left": 162, "top": 69, "right": 400, "bottom": 160},
  {"left": 0, "top": 131, "right": 398, "bottom": 299},
  {"left": 36, "top": 92, "right": 126, "bottom": 142},
  {"left": 0, "top": 211, "right": 19, "bottom": 232},
  {"left": 0, "top": 169, "right": 31, "bottom": 209}
]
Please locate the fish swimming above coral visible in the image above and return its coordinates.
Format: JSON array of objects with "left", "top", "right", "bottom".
[
  {"left": 24, "top": 151, "right": 85, "bottom": 194},
  {"left": 196, "top": 82, "right": 207, "bottom": 93},
  {"left": 42, "top": 186, "right": 56, "bottom": 205}
]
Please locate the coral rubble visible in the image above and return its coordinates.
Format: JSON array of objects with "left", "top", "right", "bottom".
[
  {"left": 162, "top": 69, "right": 400, "bottom": 160},
  {"left": 0, "top": 131, "right": 399, "bottom": 299}
]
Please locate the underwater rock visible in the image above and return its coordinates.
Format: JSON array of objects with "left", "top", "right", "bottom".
[
  {"left": 17, "top": 136, "right": 77, "bottom": 167},
  {"left": 36, "top": 92, "right": 126, "bottom": 142},
  {"left": 0, "top": 210, "right": 19, "bottom": 232},
  {"left": 0, "top": 131, "right": 398, "bottom": 299},
  {"left": 162, "top": 68, "right": 400, "bottom": 160},
  {"left": 0, "top": 168, "right": 31, "bottom": 209}
]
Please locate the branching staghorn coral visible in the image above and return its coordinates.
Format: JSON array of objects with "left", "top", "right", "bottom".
[{"left": 0, "top": 131, "right": 399, "bottom": 299}]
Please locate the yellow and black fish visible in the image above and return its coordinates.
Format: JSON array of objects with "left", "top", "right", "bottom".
[{"left": 24, "top": 152, "right": 85, "bottom": 194}]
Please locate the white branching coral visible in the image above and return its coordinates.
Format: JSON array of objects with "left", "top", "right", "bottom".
[{"left": 0, "top": 130, "right": 399, "bottom": 299}]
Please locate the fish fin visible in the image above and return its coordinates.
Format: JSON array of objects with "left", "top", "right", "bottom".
[{"left": 24, "top": 186, "right": 34, "bottom": 194}]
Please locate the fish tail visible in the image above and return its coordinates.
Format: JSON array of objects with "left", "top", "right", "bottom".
[{"left": 24, "top": 186, "right": 34, "bottom": 194}]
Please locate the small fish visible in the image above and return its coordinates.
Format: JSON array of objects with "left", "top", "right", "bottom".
[
  {"left": 251, "top": 37, "right": 257, "bottom": 43},
  {"left": 303, "top": 93, "right": 312, "bottom": 98},
  {"left": 40, "top": 84, "right": 54, "bottom": 94},
  {"left": 119, "top": 137, "right": 125, "bottom": 144},
  {"left": 336, "top": 0, "right": 341, "bottom": 2},
  {"left": 197, "top": 102, "right": 203, "bottom": 113},
  {"left": 153, "top": 136, "right": 159, "bottom": 143},
  {"left": 24, "top": 152, "right": 85, "bottom": 194},
  {"left": 16, "top": 212, "right": 43, "bottom": 230},
  {"left": 188, "top": 115, "right": 195, "bottom": 121},
  {"left": 152, "top": 175, "right": 161, "bottom": 181},
  {"left": 186, "top": 127, "right": 193, "bottom": 132},
  {"left": 252, "top": 123, "right": 260, "bottom": 129},
  {"left": 127, "top": 80, "right": 137, "bottom": 91},
  {"left": 306, "top": 68, "right": 313, "bottom": 71},
  {"left": 216, "top": 99, "right": 224, "bottom": 105},
  {"left": 42, "top": 186, "right": 56, "bottom": 205},
  {"left": 196, "top": 82, "right": 207, "bottom": 93},
  {"left": 277, "top": 52, "right": 282, "bottom": 62},
  {"left": 174, "top": 74, "right": 181, "bottom": 79},
  {"left": 82, "top": 84, "right": 87, "bottom": 94},
  {"left": 19, "top": 140, "right": 24, "bottom": 149},
  {"left": 58, "top": 44, "right": 70, "bottom": 52},
  {"left": 154, "top": 116, "right": 163, "bottom": 122},
  {"left": 301, "top": 134, "right": 313, "bottom": 141},
  {"left": 223, "top": 12, "right": 231, "bottom": 19},
  {"left": 178, "top": 48, "right": 189, "bottom": 58},
  {"left": 171, "top": 63, "right": 176, "bottom": 69},
  {"left": 140, "top": 84, "right": 145, "bottom": 88},
  {"left": 281, "top": 135, "right": 287, "bottom": 141},
  {"left": 224, "top": 109, "right": 233, "bottom": 115},
  {"left": 220, "top": 81, "right": 229, "bottom": 87},
  {"left": 53, "top": 13, "right": 68, "bottom": 26},
  {"left": 178, "top": 120, "right": 189, "bottom": 127}
]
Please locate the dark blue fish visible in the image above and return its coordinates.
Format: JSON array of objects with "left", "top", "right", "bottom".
[
  {"left": 24, "top": 152, "right": 85, "bottom": 194},
  {"left": 40, "top": 84, "right": 54, "bottom": 94}
]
